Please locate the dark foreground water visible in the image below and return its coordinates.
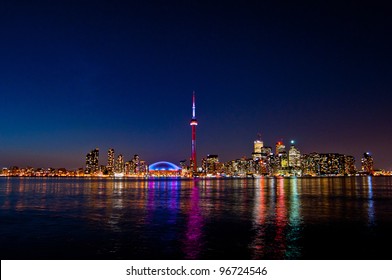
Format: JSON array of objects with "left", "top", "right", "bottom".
[{"left": 1, "top": 176, "right": 392, "bottom": 260}]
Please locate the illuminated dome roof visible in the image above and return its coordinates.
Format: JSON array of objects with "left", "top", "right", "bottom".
[{"left": 149, "top": 161, "right": 181, "bottom": 171}]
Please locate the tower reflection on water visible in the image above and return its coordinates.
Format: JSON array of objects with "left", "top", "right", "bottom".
[
  {"left": 183, "top": 182, "right": 203, "bottom": 259},
  {"left": 367, "top": 176, "right": 375, "bottom": 226}
]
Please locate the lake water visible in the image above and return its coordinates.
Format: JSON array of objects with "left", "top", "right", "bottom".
[{"left": 1, "top": 176, "right": 392, "bottom": 260}]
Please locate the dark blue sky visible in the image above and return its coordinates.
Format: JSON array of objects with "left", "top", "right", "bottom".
[{"left": 0, "top": 0, "right": 391, "bottom": 169}]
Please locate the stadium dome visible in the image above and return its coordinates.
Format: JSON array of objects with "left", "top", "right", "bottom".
[{"left": 148, "top": 161, "right": 181, "bottom": 177}]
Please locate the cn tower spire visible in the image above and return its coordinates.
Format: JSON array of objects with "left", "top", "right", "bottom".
[
  {"left": 192, "top": 91, "right": 196, "bottom": 118},
  {"left": 190, "top": 91, "right": 198, "bottom": 173}
]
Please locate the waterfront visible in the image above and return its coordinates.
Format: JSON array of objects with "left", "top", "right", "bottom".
[{"left": 1, "top": 177, "right": 392, "bottom": 260}]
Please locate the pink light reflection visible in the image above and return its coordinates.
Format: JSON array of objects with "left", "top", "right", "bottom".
[{"left": 183, "top": 184, "right": 204, "bottom": 259}]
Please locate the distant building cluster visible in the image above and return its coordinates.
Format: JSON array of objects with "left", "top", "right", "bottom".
[
  {"left": 84, "top": 148, "right": 148, "bottom": 177},
  {"left": 191, "top": 139, "right": 364, "bottom": 177},
  {"left": 0, "top": 148, "right": 148, "bottom": 178},
  {"left": 1, "top": 166, "right": 84, "bottom": 177}
]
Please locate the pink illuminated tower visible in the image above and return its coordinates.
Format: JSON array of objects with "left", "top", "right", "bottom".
[{"left": 190, "top": 91, "right": 198, "bottom": 172}]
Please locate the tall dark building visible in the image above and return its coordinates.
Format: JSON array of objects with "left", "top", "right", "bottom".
[
  {"left": 361, "top": 152, "right": 374, "bottom": 174},
  {"left": 204, "top": 154, "right": 219, "bottom": 175},
  {"left": 275, "top": 141, "right": 288, "bottom": 169},
  {"left": 132, "top": 154, "right": 140, "bottom": 174},
  {"left": 85, "top": 148, "right": 99, "bottom": 174},
  {"left": 344, "top": 155, "right": 356, "bottom": 175},
  {"left": 107, "top": 148, "right": 114, "bottom": 175},
  {"left": 115, "top": 154, "right": 124, "bottom": 174}
]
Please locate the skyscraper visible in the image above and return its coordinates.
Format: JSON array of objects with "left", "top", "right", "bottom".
[
  {"left": 344, "top": 155, "right": 356, "bottom": 175},
  {"left": 252, "top": 139, "right": 263, "bottom": 160},
  {"left": 115, "top": 154, "right": 124, "bottom": 174},
  {"left": 132, "top": 154, "right": 140, "bottom": 174},
  {"left": 361, "top": 152, "right": 374, "bottom": 175},
  {"left": 107, "top": 148, "right": 114, "bottom": 175},
  {"left": 275, "top": 141, "right": 285, "bottom": 155},
  {"left": 288, "top": 141, "right": 301, "bottom": 168},
  {"left": 288, "top": 141, "right": 301, "bottom": 176},
  {"left": 275, "top": 141, "right": 288, "bottom": 169},
  {"left": 125, "top": 161, "right": 131, "bottom": 175},
  {"left": 205, "top": 154, "right": 219, "bottom": 175},
  {"left": 190, "top": 91, "right": 198, "bottom": 172},
  {"left": 85, "top": 148, "right": 99, "bottom": 175}
]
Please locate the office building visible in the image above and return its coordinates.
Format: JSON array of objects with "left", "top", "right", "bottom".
[{"left": 85, "top": 148, "right": 99, "bottom": 174}]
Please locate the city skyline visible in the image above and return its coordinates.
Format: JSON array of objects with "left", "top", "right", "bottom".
[
  {"left": 1, "top": 1, "right": 391, "bottom": 170},
  {"left": 3, "top": 143, "right": 387, "bottom": 177},
  {"left": 0, "top": 139, "right": 383, "bottom": 174}
]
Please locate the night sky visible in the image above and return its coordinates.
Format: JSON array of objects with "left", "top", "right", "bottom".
[{"left": 1, "top": 0, "right": 391, "bottom": 170}]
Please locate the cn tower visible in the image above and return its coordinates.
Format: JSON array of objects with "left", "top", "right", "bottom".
[{"left": 190, "top": 91, "right": 198, "bottom": 172}]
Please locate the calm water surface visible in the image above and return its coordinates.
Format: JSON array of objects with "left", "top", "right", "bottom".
[{"left": 1, "top": 177, "right": 392, "bottom": 259}]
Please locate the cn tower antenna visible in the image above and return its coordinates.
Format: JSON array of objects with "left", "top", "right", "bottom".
[{"left": 192, "top": 90, "right": 196, "bottom": 118}]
